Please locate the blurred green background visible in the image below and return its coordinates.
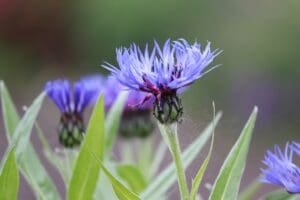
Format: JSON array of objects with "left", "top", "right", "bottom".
[{"left": 1, "top": 0, "right": 300, "bottom": 199}]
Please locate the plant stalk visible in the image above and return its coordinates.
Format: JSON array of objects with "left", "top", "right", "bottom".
[{"left": 159, "top": 123, "right": 189, "bottom": 200}]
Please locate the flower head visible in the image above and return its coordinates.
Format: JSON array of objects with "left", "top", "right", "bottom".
[
  {"left": 103, "top": 38, "right": 221, "bottom": 123},
  {"left": 45, "top": 76, "right": 103, "bottom": 147},
  {"left": 261, "top": 143, "right": 300, "bottom": 193}
]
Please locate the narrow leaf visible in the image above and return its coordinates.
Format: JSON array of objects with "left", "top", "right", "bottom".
[
  {"left": 141, "top": 112, "right": 222, "bottom": 200},
  {"left": 68, "top": 97, "right": 105, "bottom": 200},
  {"left": 100, "top": 162, "right": 141, "bottom": 200},
  {"left": 117, "top": 164, "right": 148, "bottom": 193},
  {"left": 0, "top": 148, "right": 19, "bottom": 200},
  {"left": 0, "top": 82, "right": 60, "bottom": 200},
  {"left": 105, "top": 92, "right": 127, "bottom": 154},
  {"left": 12, "top": 93, "right": 45, "bottom": 156},
  {"left": 0, "top": 81, "right": 19, "bottom": 135},
  {"left": 190, "top": 122, "right": 215, "bottom": 200},
  {"left": 190, "top": 103, "right": 217, "bottom": 200},
  {"left": 209, "top": 107, "right": 258, "bottom": 200}
]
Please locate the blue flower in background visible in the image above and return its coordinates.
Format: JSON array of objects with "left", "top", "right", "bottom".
[
  {"left": 45, "top": 76, "right": 103, "bottom": 114},
  {"left": 45, "top": 76, "right": 103, "bottom": 147},
  {"left": 261, "top": 143, "right": 300, "bottom": 193},
  {"left": 103, "top": 76, "right": 154, "bottom": 138},
  {"left": 103, "top": 38, "right": 221, "bottom": 123}
]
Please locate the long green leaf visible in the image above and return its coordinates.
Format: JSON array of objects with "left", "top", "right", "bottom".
[
  {"left": 141, "top": 112, "right": 222, "bottom": 200},
  {"left": 0, "top": 148, "right": 19, "bottom": 200},
  {"left": 189, "top": 122, "right": 215, "bottom": 200},
  {"left": 68, "top": 97, "right": 105, "bottom": 200},
  {"left": 105, "top": 92, "right": 127, "bottom": 154},
  {"left": 261, "top": 190, "right": 300, "bottom": 200},
  {"left": 209, "top": 107, "right": 258, "bottom": 200},
  {"left": 11, "top": 93, "right": 45, "bottom": 156},
  {"left": 0, "top": 81, "right": 60, "bottom": 200},
  {"left": 117, "top": 164, "right": 148, "bottom": 194},
  {"left": 189, "top": 103, "right": 217, "bottom": 200},
  {"left": 0, "top": 81, "right": 19, "bottom": 135},
  {"left": 100, "top": 162, "right": 140, "bottom": 200}
]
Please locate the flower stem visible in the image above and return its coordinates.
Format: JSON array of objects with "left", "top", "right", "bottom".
[{"left": 159, "top": 123, "right": 189, "bottom": 200}]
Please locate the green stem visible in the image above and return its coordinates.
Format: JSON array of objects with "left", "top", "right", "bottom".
[{"left": 159, "top": 123, "right": 189, "bottom": 200}]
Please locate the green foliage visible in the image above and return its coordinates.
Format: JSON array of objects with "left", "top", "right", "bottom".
[
  {"left": 105, "top": 92, "right": 127, "bottom": 154},
  {"left": 100, "top": 162, "right": 141, "bottom": 200},
  {"left": 141, "top": 112, "right": 222, "bottom": 200},
  {"left": 189, "top": 124, "right": 215, "bottom": 200},
  {"left": 68, "top": 97, "right": 105, "bottom": 200},
  {"left": 0, "top": 81, "right": 60, "bottom": 200},
  {"left": 117, "top": 164, "right": 148, "bottom": 194},
  {"left": 239, "top": 178, "right": 262, "bottom": 200},
  {"left": 209, "top": 107, "right": 258, "bottom": 200},
  {"left": 262, "top": 190, "right": 300, "bottom": 200},
  {"left": 0, "top": 81, "right": 290, "bottom": 200},
  {"left": 0, "top": 82, "right": 19, "bottom": 135},
  {"left": 44, "top": 149, "right": 78, "bottom": 186},
  {"left": 94, "top": 173, "right": 119, "bottom": 200},
  {"left": 158, "top": 123, "right": 189, "bottom": 200},
  {"left": 0, "top": 149, "right": 19, "bottom": 200}
]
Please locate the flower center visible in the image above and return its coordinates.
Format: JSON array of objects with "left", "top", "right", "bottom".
[{"left": 120, "top": 110, "right": 155, "bottom": 138}]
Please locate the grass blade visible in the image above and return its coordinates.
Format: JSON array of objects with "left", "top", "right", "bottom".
[
  {"left": 0, "top": 148, "right": 19, "bottom": 200},
  {"left": 117, "top": 164, "right": 148, "bottom": 194},
  {"left": 0, "top": 81, "right": 60, "bottom": 200},
  {"left": 209, "top": 107, "right": 258, "bottom": 200},
  {"left": 105, "top": 92, "right": 127, "bottom": 154},
  {"left": 68, "top": 97, "right": 105, "bottom": 200},
  {"left": 141, "top": 112, "right": 222, "bottom": 200},
  {"left": 100, "top": 162, "right": 141, "bottom": 200},
  {"left": 0, "top": 81, "right": 19, "bottom": 135},
  {"left": 12, "top": 93, "right": 45, "bottom": 156},
  {"left": 189, "top": 103, "right": 217, "bottom": 200}
]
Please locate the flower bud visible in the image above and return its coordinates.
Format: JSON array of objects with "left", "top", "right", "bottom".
[
  {"left": 153, "top": 94, "right": 183, "bottom": 124},
  {"left": 58, "top": 113, "right": 84, "bottom": 148}
]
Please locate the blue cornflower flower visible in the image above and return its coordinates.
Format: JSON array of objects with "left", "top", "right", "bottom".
[
  {"left": 261, "top": 143, "right": 300, "bottom": 193},
  {"left": 103, "top": 38, "right": 221, "bottom": 123},
  {"left": 45, "top": 76, "right": 103, "bottom": 147},
  {"left": 103, "top": 76, "right": 154, "bottom": 138}
]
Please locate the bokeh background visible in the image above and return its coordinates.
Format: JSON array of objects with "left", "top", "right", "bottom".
[{"left": 1, "top": 0, "right": 300, "bottom": 199}]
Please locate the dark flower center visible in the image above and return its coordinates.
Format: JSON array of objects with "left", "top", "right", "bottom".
[
  {"left": 58, "top": 112, "right": 85, "bottom": 148},
  {"left": 119, "top": 109, "right": 155, "bottom": 139}
]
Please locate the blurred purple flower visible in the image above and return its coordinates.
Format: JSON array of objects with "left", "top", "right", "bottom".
[
  {"left": 45, "top": 75, "right": 103, "bottom": 147},
  {"left": 45, "top": 75, "right": 103, "bottom": 114},
  {"left": 103, "top": 38, "right": 221, "bottom": 123},
  {"left": 261, "top": 143, "right": 300, "bottom": 193},
  {"left": 103, "top": 76, "right": 154, "bottom": 138}
]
